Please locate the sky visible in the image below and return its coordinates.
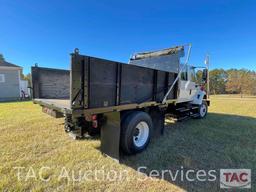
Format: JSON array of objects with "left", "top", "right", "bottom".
[{"left": 0, "top": 0, "right": 256, "bottom": 74}]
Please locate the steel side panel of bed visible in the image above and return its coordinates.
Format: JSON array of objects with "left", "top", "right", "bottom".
[{"left": 70, "top": 54, "right": 178, "bottom": 111}]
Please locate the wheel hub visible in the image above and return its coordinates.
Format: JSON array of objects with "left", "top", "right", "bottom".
[
  {"left": 133, "top": 121, "right": 149, "bottom": 147},
  {"left": 200, "top": 104, "right": 207, "bottom": 117}
]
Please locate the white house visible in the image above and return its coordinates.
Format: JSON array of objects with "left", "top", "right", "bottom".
[{"left": 0, "top": 59, "right": 30, "bottom": 101}]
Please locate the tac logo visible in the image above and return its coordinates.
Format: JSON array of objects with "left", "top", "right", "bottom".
[{"left": 220, "top": 169, "right": 251, "bottom": 189}]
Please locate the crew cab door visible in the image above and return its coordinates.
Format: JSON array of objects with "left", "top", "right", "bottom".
[{"left": 177, "top": 65, "right": 198, "bottom": 102}]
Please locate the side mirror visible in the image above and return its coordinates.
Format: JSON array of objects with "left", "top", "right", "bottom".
[{"left": 202, "top": 69, "right": 208, "bottom": 82}]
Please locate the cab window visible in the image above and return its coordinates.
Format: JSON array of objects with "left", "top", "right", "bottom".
[
  {"left": 190, "top": 67, "right": 197, "bottom": 82},
  {"left": 180, "top": 66, "right": 188, "bottom": 81}
]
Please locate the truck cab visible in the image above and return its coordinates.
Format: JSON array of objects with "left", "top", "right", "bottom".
[{"left": 178, "top": 64, "right": 208, "bottom": 105}]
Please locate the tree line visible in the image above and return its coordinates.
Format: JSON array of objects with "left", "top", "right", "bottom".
[{"left": 208, "top": 69, "right": 256, "bottom": 96}]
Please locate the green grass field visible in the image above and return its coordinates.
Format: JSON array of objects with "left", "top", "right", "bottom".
[{"left": 0, "top": 96, "right": 255, "bottom": 191}]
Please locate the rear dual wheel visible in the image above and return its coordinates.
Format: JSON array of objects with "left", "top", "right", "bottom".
[{"left": 121, "top": 111, "right": 153, "bottom": 155}]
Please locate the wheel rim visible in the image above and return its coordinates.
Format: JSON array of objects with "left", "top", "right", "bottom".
[
  {"left": 200, "top": 104, "right": 207, "bottom": 117},
  {"left": 133, "top": 121, "right": 149, "bottom": 148}
]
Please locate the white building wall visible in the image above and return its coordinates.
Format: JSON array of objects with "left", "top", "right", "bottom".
[{"left": 0, "top": 69, "right": 20, "bottom": 101}]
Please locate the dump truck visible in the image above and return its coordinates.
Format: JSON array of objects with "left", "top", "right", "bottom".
[{"left": 31, "top": 44, "right": 210, "bottom": 161}]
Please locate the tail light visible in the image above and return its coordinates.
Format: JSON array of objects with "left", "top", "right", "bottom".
[
  {"left": 92, "top": 115, "right": 97, "bottom": 120},
  {"left": 92, "top": 115, "right": 98, "bottom": 128},
  {"left": 85, "top": 114, "right": 98, "bottom": 128}
]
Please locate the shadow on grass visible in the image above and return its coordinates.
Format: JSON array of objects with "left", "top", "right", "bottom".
[{"left": 119, "top": 112, "right": 256, "bottom": 191}]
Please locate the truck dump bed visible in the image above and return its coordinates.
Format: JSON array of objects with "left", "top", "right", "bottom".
[{"left": 32, "top": 47, "right": 184, "bottom": 117}]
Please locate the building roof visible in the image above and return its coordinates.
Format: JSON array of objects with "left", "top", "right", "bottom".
[{"left": 0, "top": 60, "right": 22, "bottom": 68}]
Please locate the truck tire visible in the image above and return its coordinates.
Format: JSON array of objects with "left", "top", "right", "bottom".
[
  {"left": 197, "top": 100, "right": 208, "bottom": 118},
  {"left": 121, "top": 111, "right": 153, "bottom": 155}
]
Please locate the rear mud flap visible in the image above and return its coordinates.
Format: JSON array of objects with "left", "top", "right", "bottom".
[
  {"left": 150, "top": 109, "right": 165, "bottom": 136},
  {"left": 100, "top": 112, "right": 121, "bottom": 162}
]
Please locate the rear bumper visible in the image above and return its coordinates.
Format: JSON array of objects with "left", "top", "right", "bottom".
[{"left": 33, "top": 99, "right": 72, "bottom": 116}]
